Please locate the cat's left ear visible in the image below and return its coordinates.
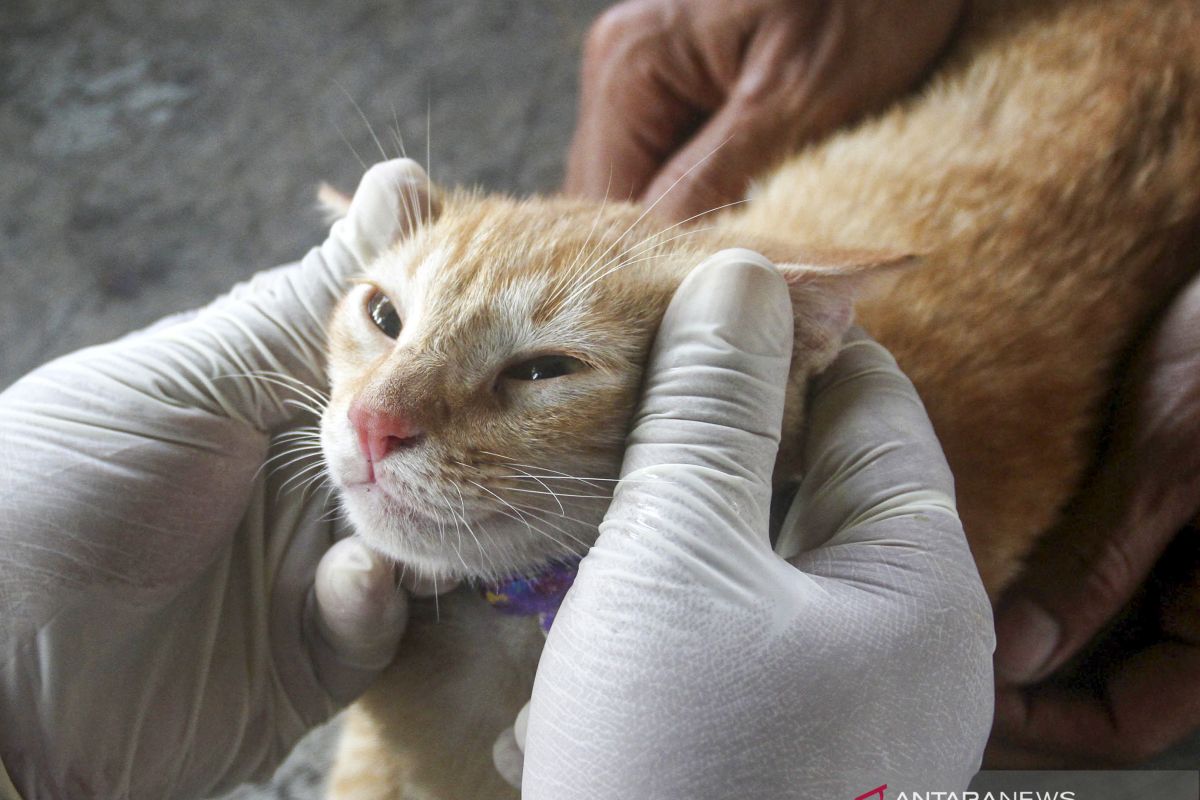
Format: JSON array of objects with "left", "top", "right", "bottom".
[
  {"left": 316, "top": 159, "right": 442, "bottom": 241},
  {"left": 775, "top": 249, "right": 917, "bottom": 369}
]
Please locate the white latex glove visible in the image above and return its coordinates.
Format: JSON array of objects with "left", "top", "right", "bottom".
[
  {"left": 521, "top": 251, "right": 995, "bottom": 798},
  {"left": 0, "top": 159, "right": 438, "bottom": 800}
]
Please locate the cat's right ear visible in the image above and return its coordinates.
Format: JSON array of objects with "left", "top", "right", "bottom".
[
  {"left": 317, "top": 159, "right": 441, "bottom": 242},
  {"left": 775, "top": 250, "right": 917, "bottom": 371}
]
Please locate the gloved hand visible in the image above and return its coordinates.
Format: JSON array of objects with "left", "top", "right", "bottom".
[
  {"left": 0, "top": 159, "right": 438, "bottom": 800},
  {"left": 519, "top": 251, "right": 995, "bottom": 797}
]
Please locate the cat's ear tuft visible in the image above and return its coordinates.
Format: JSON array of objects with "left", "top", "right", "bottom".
[
  {"left": 317, "top": 159, "right": 442, "bottom": 244},
  {"left": 776, "top": 251, "right": 918, "bottom": 369},
  {"left": 316, "top": 182, "right": 353, "bottom": 223}
]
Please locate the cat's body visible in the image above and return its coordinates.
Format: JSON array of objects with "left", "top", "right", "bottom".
[{"left": 322, "top": 0, "right": 1200, "bottom": 796}]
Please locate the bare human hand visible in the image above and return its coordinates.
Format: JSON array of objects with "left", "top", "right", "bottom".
[
  {"left": 565, "top": 0, "right": 963, "bottom": 222},
  {"left": 988, "top": 270, "right": 1200, "bottom": 766}
]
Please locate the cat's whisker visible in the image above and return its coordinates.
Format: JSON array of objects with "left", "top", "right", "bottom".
[
  {"left": 425, "top": 97, "right": 434, "bottom": 224},
  {"left": 455, "top": 460, "right": 566, "bottom": 516},
  {"left": 278, "top": 459, "right": 330, "bottom": 495},
  {"left": 502, "top": 498, "right": 600, "bottom": 535},
  {"left": 336, "top": 80, "right": 389, "bottom": 164},
  {"left": 496, "top": 503, "right": 592, "bottom": 553},
  {"left": 452, "top": 484, "right": 498, "bottom": 576},
  {"left": 430, "top": 486, "right": 472, "bottom": 576},
  {"left": 254, "top": 442, "right": 325, "bottom": 482},
  {"left": 500, "top": 487, "right": 611, "bottom": 500},
  {"left": 283, "top": 397, "right": 331, "bottom": 418},
  {"left": 242, "top": 369, "right": 331, "bottom": 403},
  {"left": 333, "top": 119, "right": 367, "bottom": 170},
  {"left": 384, "top": 109, "right": 424, "bottom": 236},
  {"left": 560, "top": 135, "right": 733, "bottom": 300},
  {"left": 560, "top": 196, "right": 748, "bottom": 305},
  {"left": 560, "top": 225, "right": 716, "bottom": 309},
  {"left": 215, "top": 371, "right": 330, "bottom": 418},
  {"left": 546, "top": 168, "right": 615, "bottom": 307},
  {"left": 466, "top": 479, "right": 540, "bottom": 538}
]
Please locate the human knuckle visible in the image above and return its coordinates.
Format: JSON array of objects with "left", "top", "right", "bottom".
[
  {"left": 585, "top": 1, "right": 657, "bottom": 62},
  {"left": 1085, "top": 537, "right": 1140, "bottom": 607}
]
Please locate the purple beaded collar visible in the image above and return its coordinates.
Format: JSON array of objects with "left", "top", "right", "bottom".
[{"left": 481, "top": 556, "right": 581, "bottom": 633}]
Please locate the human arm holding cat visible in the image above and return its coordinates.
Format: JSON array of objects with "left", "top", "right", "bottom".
[
  {"left": 989, "top": 271, "right": 1200, "bottom": 766},
  {"left": 0, "top": 160, "right": 440, "bottom": 800},
  {"left": 566, "top": 0, "right": 963, "bottom": 221},
  {"left": 521, "top": 252, "right": 995, "bottom": 796}
]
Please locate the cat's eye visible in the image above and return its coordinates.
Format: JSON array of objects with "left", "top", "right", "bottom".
[
  {"left": 502, "top": 355, "right": 586, "bottom": 382},
  {"left": 366, "top": 291, "right": 402, "bottom": 339}
]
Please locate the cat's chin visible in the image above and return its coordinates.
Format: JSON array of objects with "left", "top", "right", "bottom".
[{"left": 338, "top": 485, "right": 591, "bottom": 582}]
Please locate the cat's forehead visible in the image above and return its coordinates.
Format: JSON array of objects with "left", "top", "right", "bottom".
[{"left": 371, "top": 194, "right": 683, "bottom": 317}]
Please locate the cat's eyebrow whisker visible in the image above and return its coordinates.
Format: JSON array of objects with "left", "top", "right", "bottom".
[
  {"left": 546, "top": 167, "right": 616, "bottom": 308},
  {"left": 334, "top": 119, "right": 367, "bottom": 170},
  {"left": 385, "top": 111, "right": 424, "bottom": 237},
  {"left": 562, "top": 196, "right": 748, "bottom": 303},
  {"left": 563, "top": 135, "right": 734, "bottom": 299},
  {"left": 336, "top": 80, "right": 389, "bottom": 164},
  {"left": 561, "top": 225, "right": 716, "bottom": 309}
]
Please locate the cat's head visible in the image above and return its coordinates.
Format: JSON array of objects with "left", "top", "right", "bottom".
[{"left": 320, "top": 161, "right": 906, "bottom": 582}]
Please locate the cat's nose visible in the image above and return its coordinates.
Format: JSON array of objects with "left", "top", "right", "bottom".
[{"left": 348, "top": 400, "right": 425, "bottom": 465}]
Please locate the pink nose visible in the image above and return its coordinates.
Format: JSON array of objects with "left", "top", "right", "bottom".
[{"left": 348, "top": 400, "right": 424, "bottom": 466}]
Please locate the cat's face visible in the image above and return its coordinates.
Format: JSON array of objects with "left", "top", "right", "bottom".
[
  {"left": 322, "top": 188, "right": 698, "bottom": 581},
  {"left": 320, "top": 165, "right": 902, "bottom": 582}
]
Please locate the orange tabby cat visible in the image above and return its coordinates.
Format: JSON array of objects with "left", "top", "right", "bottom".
[{"left": 319, "top": 0, "right": 1200, "bottom": 796}]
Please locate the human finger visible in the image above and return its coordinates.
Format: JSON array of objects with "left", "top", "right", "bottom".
[
  {"left": 564, "top": 1, "right": 708, "bottom": 203},
  {"left": 779, "top": 329, "right": 959, "bottom": 558},
  {"left": 309, "top": 538, "right": 409, "bottom": 703},
  {"left": 989, "top": 639, "right": 1200, "bottom": 766},
  {"left": 993, "top": 273, "right": 1200, "bottom": 685},
  {"left": 604, "top": 248, "right": 793, "bottom": 551}
]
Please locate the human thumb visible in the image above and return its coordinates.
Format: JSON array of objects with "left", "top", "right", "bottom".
[
  {"left": 308, "top": 538, "right": 408, "bottom": 703},
  {"left": 604, "top": 248, "right": 794, "bottom": 550}
]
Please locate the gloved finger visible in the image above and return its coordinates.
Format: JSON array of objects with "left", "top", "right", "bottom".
[
  {"left": 490, "top": 699, "right": 531, "bottom": 788},
  {"left": 308, "top": 538, "right": 408, "bottom": 704},
  {"left": 605, "top": 248, "right": 793, "bottom": 548},
  {"left": 779, "top": 329, "right": 959, "bottom": 557},
  {"left": 993, "top": 275, "right": 1200, "bottom": 684},
  {"left": 119, "top": 159, "right": 432, "bottom": 433}
]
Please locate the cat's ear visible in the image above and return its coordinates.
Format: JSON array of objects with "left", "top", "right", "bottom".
[
  {"left": 775, "top": 250, "right": 917, "bottom": 369},
  {"left": 315, "top": 160, "right": 442, "bottom": 239}
]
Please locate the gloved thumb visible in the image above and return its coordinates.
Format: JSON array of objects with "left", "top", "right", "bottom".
[
  {"left": 604, "top": 248, "right": 794, "bottom": 548},
  {"left": 308, "top": 538, "right": 408, "bottom": 703}
]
